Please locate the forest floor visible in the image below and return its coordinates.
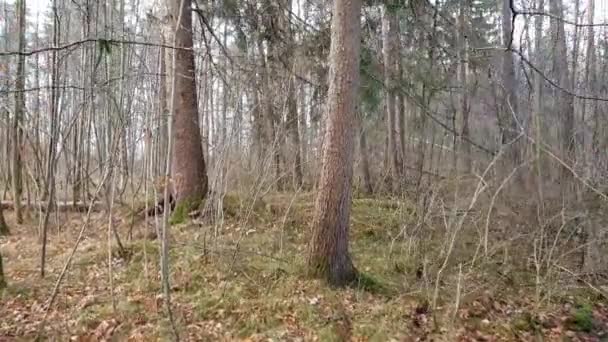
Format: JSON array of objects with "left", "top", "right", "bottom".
[{"left": 1, "top": 190, "right": 607, "bottom": 341}]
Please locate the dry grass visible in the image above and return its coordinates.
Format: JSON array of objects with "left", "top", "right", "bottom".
[{"left": 0, "top": 189, "right": 606, "bottom": 341}]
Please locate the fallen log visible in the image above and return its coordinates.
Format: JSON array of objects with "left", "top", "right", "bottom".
[{"left": 0, "top": 201, "right": 105, "bottom": 213}]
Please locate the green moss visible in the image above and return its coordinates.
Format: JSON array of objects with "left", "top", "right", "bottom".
[
  {"left": 571, "top": 303, "right": 594, "bottom": 332},
  {"left": 512, "top": 312, "right": 540, "bottom": 332},
  {"left": 170, "top": 198, "right": 199, "bottom": 225},
  {"left": 353, "top": 272, "right": 392, "bottom": 295}
]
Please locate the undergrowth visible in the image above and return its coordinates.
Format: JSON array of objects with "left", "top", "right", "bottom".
[{"left": 0, "top": 192, "right": 606, "bottom": 340}]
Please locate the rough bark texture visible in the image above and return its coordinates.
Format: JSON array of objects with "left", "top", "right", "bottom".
[
  {"left": 307, "top": 0, "right": 361, "bottom": 286},
  {"left": 169, "top": 0, "right": 208, "bottom": 205}
]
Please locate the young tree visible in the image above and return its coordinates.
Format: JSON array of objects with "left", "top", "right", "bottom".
[
  {"left": 307, "top": 0, "right": 361, "bottom": 286},
  {"left": 382, "top": 4, "right": 402, "bottom": 191},
  {"left": 168, "top": 0, "right": 208, "bottom": 207},
  {"left": 12, "top": 0, "right": 26, "bottom": 224},
  {"left": 458, "top": 1, "right": 471, "bottom": 173},
  {"left": 500, "top": 0, "right": 521, "bottom": 166}
]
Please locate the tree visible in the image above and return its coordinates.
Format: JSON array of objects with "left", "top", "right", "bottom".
[
  {"left": 307, "top": 0, "right": 361, "bottom": 286},
  {"left": 0, "top": 250, "right": 5, "bottom": 290},
  {"left": 0, "top": 201, "right": 7, "bottom": 236},
  {"left": 549, "top": 0, "right": 574, "bottom": 183},
  {"left": 458, "top": 0, "right": 471, "bottom": 173},
  {"left": 382, "top": 4, "right": 402, "bottom": 191},
  {"left": 500, "top": 0, "right": 521, "bottom": 166},
  {"left": 12, "top": 0, "right": 26, "bottom": 224},
  {"left": 168, "top": 0, "right": 208, "bottom": 207},
  {"left": 0, "top": 205, "right": 7, "bottom": 289},
  {"left": 583, "top": 0, "right": 599, "bottom": 163}
]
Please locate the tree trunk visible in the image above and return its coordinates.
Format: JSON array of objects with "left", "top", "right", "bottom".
[
  {"left": 0, "top": 250, "right": 5, "bottom": 290},
  {"left": 307, "top": 0, "right": 361, "bottom": 286},
  {"left": 0, "top": 199, "right": 8, "bottom": 236},
  {"left": 382, "top": 6, "right": 402, "bottom": 191},
  {"left": 169, "top": 0, "right": 208, "bottom": 206},
  {"left": 12, "top": 0, "right": 26, "bottom": 224},
  {"left": 458, "top": 1, "right": 471, "bottom": 173},
  {"left": 532, "top": 0, "right": 545, "bottom": 216},
  {"left": 283, "top": 1, "right": 303, "bottom": 189},
  {"left": 550, "top": 0, "right": 575, "bottom": 184},
  {"left": 584, "top": 0, "right": 599, "bottom": 169},
  {"left": 0, "top": 198, "right": 7, "bottom": 288},
  {"left": 358, "top": 125, "right": 373, "bottom": 195},
  {"left": 500, "top": 0, "right": 521, "bottom": 166},
  {"left": 158, "top": 36, "right": 169, "bottom": 179}
]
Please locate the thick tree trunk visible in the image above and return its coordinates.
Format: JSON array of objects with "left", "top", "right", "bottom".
[
  {"left": 169, "top": 0, "right": 208, "bottom": 206},
  {"left": 307, "top": 0, "right": 361, "bottom": 286}
]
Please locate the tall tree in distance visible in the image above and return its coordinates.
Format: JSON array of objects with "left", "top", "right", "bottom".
[
  {"left": 307, "top": 0, "right": 361, "bottom": 286},
  {"left": 12, "top": 0, "right": 26, "bottom": 224},
  {"left": 168, "top": 0, "right": 208, "bottom": 207},
  {"left": 382, "top": 3, "right": 402, "bottom": 191},
  {"left": 584, "top": 0, "right": 599, "bottom": 162},
  {"left": 500, "top": 0, "right": 521, "bottom": 168},
  {"left": 549, "top": 0, "right": 575, "bottom": 185}
]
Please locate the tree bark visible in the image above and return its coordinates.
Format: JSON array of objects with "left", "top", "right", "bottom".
[
  {"left": 584, "top": 0, "right": 599, "bottom": 167},
  {"left": 358, "top": 125, "right": 373, "bottom": 195},
  {"left": 549, "top": 0, "right": 575, "bottom": 183},
  {"left": 169, "top": 0, "right": 208, "bottom": 206},
  {"left": 0, "top": 248, "right": 5, "bottom": 289},
  {"left": 0, "top": 199, "right": 8, "bottom": 236},
  {"left": 12, "top": 0, "right": 26, "bottom": 224},
  {"left": 307, "top": 0, "right": 361, "bottom": 286},
  {"left": 382, "top": 6, "right": 402, "bottom": 191},
  {"left": 458, "top": 1, "right": 471, "bottom": 173},
  {"left": 500, "top": 0, "right": 521, "bottom": 167}
]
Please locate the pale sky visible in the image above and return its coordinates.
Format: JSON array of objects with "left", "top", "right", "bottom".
[
  {"left": 16, "top": 0, "right": 608, "bottom": 20},
  {"left": 9, "top": 0, "right": 608, "bottom": 40}
]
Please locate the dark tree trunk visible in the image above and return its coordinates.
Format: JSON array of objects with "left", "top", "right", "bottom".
[
  {"left": 0, "top": 205, "right": 8, "bottom": 288},
  {"left": 500, "top": 0, "right": 521, "bottom": 166},
  {"left": 358, "top": 126, "right": 374, "bottom": 195}
]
